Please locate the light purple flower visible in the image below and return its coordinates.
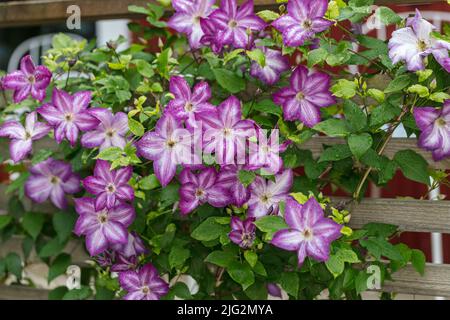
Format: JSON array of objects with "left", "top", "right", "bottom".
[
  {"left": 74, "top": 197, "right": 135, "bottom": 256},
  {"left": 82, "top": 160, "right": 134, "bottom": 210},
  {"left": 271, "top": 197, "right": 342, "bottom": 267},
  {"left": 179, "top": 167, "right": 231, "bottom": 215},
  {"left": 81, "top": 108, "right": 128, "bottom": 150},
  {"left": 165, "top": 76, "right": 215, "bottom": 128},
  {"left": 273, "top": 65, "right": 336, "bottom": 128},
  {"left": 267, "top": 283, "right": 282, "bottom": 298},
  {"left": 229, "top": 216, "right": 256, "bottom": 248},
  {"left": 2, "top": 55, "right": 52, "bottom": 103},
  {"left": 0, "top": 112, "right": 51, "bottom": 163},
  {"left": 217, "top": 165, "right": 250, "bottom": 207},
  {"left": 111, "top": 254, "right": 139, "bottom": 272},
  {"left": 247, "top": 169, "right": 293, "bottom": 219},
  {"left": 37, "top": 89, "right": 99, "bottom": 146},
  {"left": 168, "top": 0, "right": 215, "bottom": 49},
  {"left": 388, "top": 9, "right": 450, "bottom": 72},
  {"left": 272, "top": 0, "right": 333, "bottom": 47},
  {"left": 111, "top": 232, "right": 148, "bottom": 258},
  {"left": 413, "top": 100, "right": 450, "bottom": 161},
  {"left": 206, "top": 0, "right": 266, "bottom": 49},
  {"left": 25, "top": 158, "right": 81, "bottom": 209},
  {"left": 200, "top": 17, "right": 224, "bottom": 53},
  {"left": 118, "top": 263, "right": 169, "bottom": 300},
  {"left": 137, "top": 113, "right": 200, "bottom": 187},
  {"left": 250, "top": 47, "right": 290, "bottom": 85},
  {"left": 197, "top": 96, "right": 256, "bottom": 165}
]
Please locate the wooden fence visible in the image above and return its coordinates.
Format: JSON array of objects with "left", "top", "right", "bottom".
[{"left": 0, "top": 0, "right": 450, "bottom": 300}]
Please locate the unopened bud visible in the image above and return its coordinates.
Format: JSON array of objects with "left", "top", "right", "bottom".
[
  {"left": 226, "top": 208, "right": 232, "bottom": 215},
  {"left": 344, "top": 214, "right": 351, "bottom": 223},
  {"left": 68, "top": 59, "right": 77, "bottom": 68},
  {"left": 430, "top": 78, "right": 437, "bottom": 90},
  {"left": 107, "top": 41, "right": 117, "bottom": 50}
]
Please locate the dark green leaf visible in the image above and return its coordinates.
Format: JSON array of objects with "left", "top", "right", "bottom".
[{"left": 394, "top": 150, "right": 430, "bottom": 185}]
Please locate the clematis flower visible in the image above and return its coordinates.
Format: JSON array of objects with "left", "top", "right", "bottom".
[
  {"left": 199, "top": 17, "right": 224, "bottom": 53},
  {"left": 0, "top": 112, "right": 51, "bottom": 163},
  {"left": 248, "top": 129, "right": 292, "bottom": 174},
  {"left": 82, "top": 160, "right": 134, "bottom": 210},
  {"left": 413, "top": 100, "right": 450, "bottom": 161},
  {"left": 206, "top": 0, "right": 266, "bottom": 49},
  {"left": 165, "top": 76, "right": 215, "bottom": 127},
  {"left": 228, "top": 216, "right": 256, "bottom": 248},
  {"left": 74, "top": 197, "right": 135, "bottom": 256},
  {"left": 388, "top": 10, "right": 450, "bottom": 72},
  {"left": 111, "top": 254, "right": 139, "bottom": 272},
  {"left": 178, "top": 167, "right": 231, "bottom": 215},
  {"left": 197, "top": 95, "right": 256, "bottom": 165},
  {"left": 271, "top": 197, "right": 342, "bottom": 267},
  {"left": 137, "top": 113, "right": 200, "bottom": 187},
  {"left": 25, "top": 158, "right": 81, "bottom": 209},
  {"left": 273, "top": 65, "right": 336, "bottom": 128},
  {"left": 272, "top": 0, "right": 333, "bottom": 47},
  {"left": 168, "top": 0, "right": 215, "bottom": 49},
  {"left": 37, "top": 89, "right": 99, "bottom": 146},
  {"left": 217, "top": 165, "right": 250, "bottom": 207},
  {"left": 250, "top": 47, "right": 290, "bottom": 85},
  {"left": 247, "top": 169, "right": 293, "bottom": 218},
  {"left": 111, "top": 232, "right": 148, "bottom": 258},
  {"left": 2, "top": 55, "right": 52, "bottom": 103},
  {"left": 81, "top": 108, "right": 129, "bottom": 150},
  {"left": 118, "top": 263, "right": 169, "bottom": 300}
]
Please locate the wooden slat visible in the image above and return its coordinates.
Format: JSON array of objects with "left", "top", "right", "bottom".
[
  {"left": 340, "top": 197, "right": 450, "bottom": 234},
  {"left": 0, "top": 285, "right": 49, "bottom": 300},
  {"left": 302, "top": 136, "right": 450, "bottom": 170},
  {"left": 0, "top": 0, "right": 446, "bottom": 28}
]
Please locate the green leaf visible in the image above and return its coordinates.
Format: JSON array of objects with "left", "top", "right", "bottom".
[
  {"left": 314, "top": 119, "right": 350, "bottom": 137},
  {"left": 49, "top": 287, "right": 68, "bottom": 300},
  {"left": 348, "top": 133, "right": 373, "bottom": 159},
  {"left": 363, "top": 222, "right": 398, "bottom": 238},
  {"left": 128, "top": 117, "right": 145, "bottom": 137},
  {"left": 134, "top": 59, "right": 154, "bottom": 78},
  {"left": 318, "top": 145, "right": 352, "bottom": 162},
  {"left": 5, "top": 253, "right": 22, "bottom": 279},
  {"left": 62, "top": 286, "right": 92, "bottom": 300},
  {"left": 253, "top": 216, "right": 288, "bottom": 237},
  {"left": 205, "top": 250, "right": 236, "bottom": 268},
  {"left": 96, "top": 147, "right": 123, "bottom": 161},
  {"left": 367, "top": 88, "right": 385, "bottom": 103},
  {"left": 169, "top": 246, "right": 190, "bottom": 269},
  {"left": 39, "top": 237, "right": 66, "bottom": 258},
  {"left": 227, "top": 261, "right": 255, "bottom": 290},
  {"left": 48, "top": 253, "right": 71, "bottom": 282},
  {"left": 245, "top": 281, "right": 268, "bottom": 300},
  {"left": 394, "top": 150, "right": 430, "bottom": 185},
  {"left": 139, "top": 174, "right": 160, "bottom": 190},
  {"left": 22, "top": 212, "right": 45, "bottom": 240},
  {"left": 384, "top": 75, "right": 413, "bottom": 93},
  {"left": 53, "top": 211, "right": 77, "bottom": 243},
  {"left": 253, "top": 99, "right": 282, "bottom": 116},
  {"left": 369, "top": 102, "right": 400, "bottom": 128},
  {"left": 360, "top": 237, "right": 404, "bottom": 261},
  {"left": 280, "top": 272, "right": 299, "bottom": 298},
  {"left": 411, "top": 249, "right": 426, "bottom": 276},
  {"left": 128, "top": 5, "right": 149, "bottom": 15},
  {"left": 331, "top": 79, "right": 358, "bottom": 99},
  {"left": 223, "top": 49, "right": 245, "bottom": 65},
  {"left": 238, "top": 170, "right": 256, "bottom": 187},
  {"left": 429, "top": 92, "right": 450, "bottom": 103},
  {"left": 307, "top": 48, "right": 328, "bottom": 67},
  {"left": 256, "top": 10, "right": 280, "bottom": 22},
  {"left": 355, "top": 271, "right": 369, "bottom": 294},
  {"left": 325, "top": 254, "right": 345, "bottom": 278},
  {"left": 375, "top": 6, "right": 402, "bottom": 25},
  {"left": 407, "top": 84, "right": 429, "bottom": 98},
  {"left": 244, "top": 251, "right": 258, "bottom": 268},
  {"left": 246, "top": 48, "right": 265, "bottom": 67},
  {"left": 31, "top": 149, "right": 53, "bottom": 165},
  {"left": 0, "top": 215, "right": 13, "bottom": 230},
  {"left": 191, "top": 217, "right": 229, "bottom": 241},
  {"left": 169, "top": 282, "right": 193, "bottom": 299},
  {"left": 343, "top": 100, "right": 367, "bottom": 132},
  {"left": 212, "top": 68, "right": 245, "bottom": 93}
]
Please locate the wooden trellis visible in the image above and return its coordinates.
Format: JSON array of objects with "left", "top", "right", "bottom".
[{"left": 0, "top": 0, "right": 449, "bottom": 300}]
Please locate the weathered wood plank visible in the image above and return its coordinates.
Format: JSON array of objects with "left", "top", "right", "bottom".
[
  {"left": 302, "top": 136, "right": 450, "bottom": 170},
  {"left": 0, "top": 285, "right": 49, "bottom": 300},
  {"left": 0, "top": 0, "right": 445, "bottom": 27}
]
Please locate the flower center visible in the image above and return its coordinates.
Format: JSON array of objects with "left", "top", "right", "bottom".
[
  {"left": 241, "top": 232, "right": 255, "bottom": 247},
  {"left": 229, "top": 20, "right": 238, "bottom": 28},
  {"left": 302, "top": 228, "right": 314, "bottom": 241},
  {"left": 194, "top": 16, "right": 201, "bottom": 24},
  {"left": 24, "top": 131, "right": 32, "bottom": 140},
  {"left": 296, "top": 91, "right": 305, "bottom": 101},
  {"left": 195, "top": 188, "right": 205, "bottom": 198},
  {"left": 98, "top": 212, "right": 108, "bottom": 224},
  {"left": 167, "top": 140, "right": 176, "bottom": 148},
  {"left": 106, "top": 183, "right": 116, "bottom": 193},
  {"left": 260, "top": 194, "right": 271, "bottom": 203},
  {"left": 301, "top": 19, "right": 313, "bottom": 30},
  {"left": 106, "top": 129, "right": 115, "bottom": 137},
  {"left": 417, "top": 40, "right": 428, "bottom": 52},
  {"left": 436, "top": 117, "right": 446, "bottom": 127},
  {"left": 223, "top": 127, "right": 233, "bottom": 137},
  {"left": 65, "top": 113, "right": 74, "bottom": 122},
  {"left": 50, "top": 176, "right": 60, "bottom": 184},
  {"left": 141, "top": 286, "right": 150, "bottom": 294},
  {"left": 185, "top": 102, "right": 193, "bottom": 112},
  {"left": 28, "top": 75, "right": 36, "bottom": 84}
]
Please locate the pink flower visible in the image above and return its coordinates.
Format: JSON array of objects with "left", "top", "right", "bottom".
[
  {"left": 25, "top": 158, "right": 81, "bottom": 209},
  {"left": 2, "top": 55, "right": 52, "bottom": 103},
  {"left": 217, "top": 165, "right": 250, "bottom": 207},
  {"left": 250, "top": 47, "right": 290, "bottom": 85},
  {"left": 0, "top": 112, "right": 51, "bottom": 163},
  {"left": 229, "top": 216, "right": 256, "bottom": 248}
]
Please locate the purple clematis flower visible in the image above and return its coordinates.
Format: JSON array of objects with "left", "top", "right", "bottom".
[
  {"left": 273, "top": 65, "right": 336, "bottom": 128},
  {"left": 228, "top": 216, "right": 256, "bottom": 248},
  {"left": 2, "top": 55, "right": 52, "bottom": 103},
  {"left": 207, "top": 0, "right": 266, "bottom": 49},
  {"left": 81, "top": 108, "right": 129, "bottom": 150},
  {"left": 111, "top": 231, "right": 148, "bottom": 258},
  {"left": 217, "top": 165, "right": 250, "bottom": 207},
  {"left": 272, "top": 0, "right": 333, "bottom": 47},
  {"left": 82, "top": 160, "right": 134, "bottom": 210},
  {"left": 168, "top": 0, "right": 215, "bottom": 49},
  {"left": 37, "top": 89, "right": 99, "bottom": 146},
  {"left": 137, "top": 113, "right": 200, "bottom": 187},
  {"left": 0, "top": 112, "right": 51, "bottom": 163},
  {"left": 165, "top": 76, "right": 215, "bottom": 128},
  {"left": 111, "top": 254, "right": 139, "bottom": 272},
  {"left": 247, "top": 169, "right": 293, "bottom": 218},
  {"left": 413, "top": 100, "right": 450, "bottom": 161},
  {"left": 389, "top": 9, "right": 450, "bottom": 72},
  {"left": 250, "top": 47, "right": 290, "bottom": 85},
  {"left": 74, "top": 197, "right": 135, "bottom": 256},
  {"left": 25, "top": 158, "right": 81, "bottom": 209},
  {"left": 271, "top": 197, "right": 342, "bottom": 267},
  {"left": 118, "top": 263, "right": 169, "bottom": 300},
  {"left": 178, "top": 167, "right": 231, "bottom": 215},
  {"left": 199, "top": 17, "right": 224, "bottom": 53},
  {"left": 267, "top": 283, "right": 283, "bottom": 299},
  {"left": 197, "top": 96, "right": 256, "bottom": 165}
]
